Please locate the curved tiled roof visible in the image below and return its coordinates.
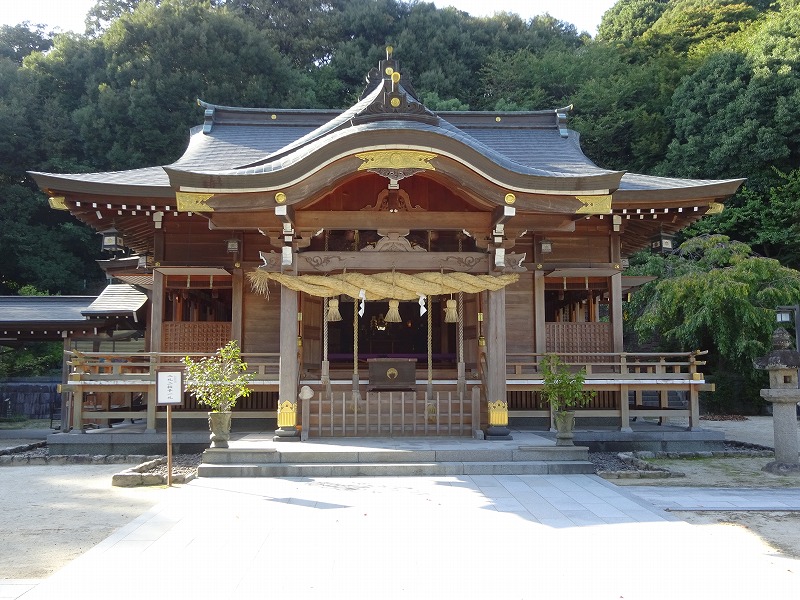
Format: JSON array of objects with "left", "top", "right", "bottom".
[{"left": 28, "top": 64, "right": 742, "bottom": 202}]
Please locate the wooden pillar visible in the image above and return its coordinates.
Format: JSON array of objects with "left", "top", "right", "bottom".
[
  {"left": 619, "top": 384, "right": 632, "bottom": 432},
  {"left": 146, "top": 383, "right": 157, "bottom": 433},
  {"left": 534, "top": 271, "right": 546, "bottom": 354},
  {"left": 485, "top": 287, "right": 512, "bottom": 440},
  {"left": 275, "top": 286, "right": 300, "bottom": 440},
  {"left": 146, "top": 270, "right": 165, "bottom": 434},
  {"left": 231, "top": 267, "right": 243, "bottom": 343},
  {"left": 610, "top": 272, "right": 624, "bottom": 353},
  {"left": 619, "top": 353, "right": 632, "bottom": 432},
  {"left": 60, "top": 334, "right": 71, "bottom": 432},
  {"left": 72, "top": 388, "right": 83, "bottom": 432},
  {"left": 150, "top": 270, "right": 165, "bottom": 355},
  {"left": 689, "top": 354, "right": 701, "bottom": 430}
]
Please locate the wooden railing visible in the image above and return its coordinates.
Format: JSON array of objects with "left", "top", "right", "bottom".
[
  {"left": 62, "top": 351, "right": 280, "bottom": 431},
  {"left": 306, "top": 389, "right": 472, "bottom": 437},
  {"left": 66, "top": 350, "right": 280, "bottom": 381},
  {"left": 505, "top": 351, "right": 707, "bottom": 430}
]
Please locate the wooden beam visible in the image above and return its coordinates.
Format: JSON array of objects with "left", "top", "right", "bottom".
[
  {"left": 492, "top": 205, "right": 515, "bottom": 229},
  {"left": 256, "top": 250, "right": 521, "bottom": 273},
  {"left": 208, "top": 211, "right": 576, "bottom": 233},
  {"left": 275, "top": 205, "right": 295, "bottom": 226}
]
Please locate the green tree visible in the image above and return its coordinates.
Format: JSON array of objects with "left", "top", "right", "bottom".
[
  {"left": 628, "top": 235, "right": 800, "bottom": 413},
  {"left": 43, "top": 0, "right": 316, "bottom": 171},
  {"left": 639, "top": 0, "right": 760, "bottom": 55},
  {"left": 223, "top": 0, "right": 336, "bottom": 69},
  {"left": 597, "top": 0, "right": 669, "bottom": 44},
  {"left": 658, "top": 3, "right": 800, "bottom": 187},
  {"left": 182, "top": 340, "right": 253, "bottom": 412},
  {"left": 686, "top": 169, "right": 800, "bottom": 268},
  {"left": 0, "top": 23, "right": 53, "bottom": 63}
]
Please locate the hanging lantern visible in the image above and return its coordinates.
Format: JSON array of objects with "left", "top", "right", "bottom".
[
  {"left": 385, "top": 299, "right": 402, "bottom": 322},
  {"left": 444, "top": 298, "right": 458, "bottom": 323},
  {"left": 650, "top": 230, "right": 675, "bottom": 254},
  {"left": 326, "top": 298, "right": 342, "bottom": 322},
  {"left": 100, "top": 228, "right": 124, "bottom": 253}
]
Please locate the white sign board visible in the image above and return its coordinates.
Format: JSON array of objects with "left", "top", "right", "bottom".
[{"left": 157, "top": 370, "right": 183, "bottom": 405}]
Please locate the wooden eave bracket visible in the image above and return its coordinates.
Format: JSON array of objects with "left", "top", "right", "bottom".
[{"left": 490, "top": 206, "right": 517, "bottom": 269}]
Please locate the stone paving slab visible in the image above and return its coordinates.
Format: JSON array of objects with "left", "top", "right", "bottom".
[
  {"left": 0, "top": 580, "right": 39, "bottom": 599},
  {"left": 8, "top": 474, "right": 800, "bottom": 600},
  {"left": 627, "top": 485, "right": 800, "bottom": 511}
]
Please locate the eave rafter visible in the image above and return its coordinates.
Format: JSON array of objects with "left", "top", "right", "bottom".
[{"left": 47, "top": 190, "right": 195, "bottom": 255}]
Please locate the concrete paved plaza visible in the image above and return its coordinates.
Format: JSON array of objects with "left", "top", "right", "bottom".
[{"left": 5, "top": 473, "right": 799, "bottom": 600}]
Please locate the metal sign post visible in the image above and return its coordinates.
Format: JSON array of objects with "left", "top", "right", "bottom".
[{"left": 157, "top": 369, "right": 183, "bottom": 486}]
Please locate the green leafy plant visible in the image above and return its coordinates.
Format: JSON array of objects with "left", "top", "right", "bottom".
[
  {"left": 181, "top": 341, "right": 253, "bottom": 413},
  {"left": 540, "top": 354, "right": 595, "bottom": 413}
]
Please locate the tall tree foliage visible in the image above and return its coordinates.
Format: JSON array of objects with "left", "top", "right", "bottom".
[
  {"left": 628, "top": 235, "right": 800, "bottom": 412},
  {"left": 597, "top": 0, "right": 669, "bottom": 43},
  {"left": 72, "top": 0, "right": 316, "bottom": 170},
  {"left": 0, "top": 24, "right": 53, "bottom": 62}
]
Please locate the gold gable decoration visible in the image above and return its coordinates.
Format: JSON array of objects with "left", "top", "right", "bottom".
[
  {"left": 575, "top": 194, "right": 612, "bottom": 214},
  {"left": 48, "top": 196, "right": 68, "bottom": 211},
  {"left": 356, "top": 150, "right": 437, "bottom": 172},
  {"left": 176, "top": 192, "right": 215, "bottom": 212},
  {"left": 248, "top": 270, "right": 519, "bottom": 300}
]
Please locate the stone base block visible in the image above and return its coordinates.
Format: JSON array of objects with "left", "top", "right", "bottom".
[{"left": 762, "top": 461, "right": 800, "bottom": 476}]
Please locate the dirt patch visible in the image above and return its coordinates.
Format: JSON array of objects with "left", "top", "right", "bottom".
[
  {"left": 613, "top": 455, "right": 799, "bottom": 488},
  {"left": 613, "top": 454, "right": 800, "bottom": 561},
  {"left": 0, "top": 465, "right": 167, "bottom": 578},
  {"left": 676, "top": 511, "right": 800, "bottom": 559}
]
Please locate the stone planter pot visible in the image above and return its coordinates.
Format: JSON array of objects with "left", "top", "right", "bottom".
[
  {"left": 208, "top": 411, "right": 232, "bottom": 448},
  {"left": 554, "top": 410, "right": 575, "bottom": 446}
]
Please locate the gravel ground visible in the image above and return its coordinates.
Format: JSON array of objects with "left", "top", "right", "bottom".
[
  {"left": 6, "top": 446, "right": 646, "bottom": 475},
  {"left": 146, "top": 453, "right": 202, "bottom": 477},
  {"left": 4, "top": 440, "right": 770, "bottom": 477}
]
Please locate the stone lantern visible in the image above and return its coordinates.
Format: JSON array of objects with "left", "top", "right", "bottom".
[{"left": 753, "top": 328, "right": 800, "bottom": 474}]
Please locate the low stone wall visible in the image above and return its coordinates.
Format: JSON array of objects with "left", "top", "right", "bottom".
[{"left": 0, "top": 381, "right": 59, "bottom": 419}]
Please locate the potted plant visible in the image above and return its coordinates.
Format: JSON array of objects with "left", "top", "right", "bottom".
[
  {"left": 540, "top": 354, "right": 595, "bottom": 446},
  {"left": 182, "top": 340, "right": 253, "bottom": 448}
]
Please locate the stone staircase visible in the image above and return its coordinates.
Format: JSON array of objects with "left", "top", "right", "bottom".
[{"left": 197, "top": 436, "right": 594, "bottom": 477}]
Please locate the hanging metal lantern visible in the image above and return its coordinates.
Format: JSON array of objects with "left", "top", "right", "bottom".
[
  {"left": 100, "top": 228, "right": 124, "bottom": 253},
  {"left": 650, "top": 231, "right": 675, "bottom": 254}
]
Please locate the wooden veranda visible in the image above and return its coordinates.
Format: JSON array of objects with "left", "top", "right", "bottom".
[{"left": 60, "top": 348, "right": 708, "bottom": 436}]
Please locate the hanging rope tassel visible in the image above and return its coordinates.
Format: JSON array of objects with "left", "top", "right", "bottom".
[
  {"left": 385, "top": 299, "right": 402, "bottom": 322},
  {"left": 444, "top": 298, "right": 458, "bottom": 323},
  {"left": 326, "top": 298, "right": 342, "bottom": 322}
]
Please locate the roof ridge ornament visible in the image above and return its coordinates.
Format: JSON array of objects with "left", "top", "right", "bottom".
[
  {"left": 354, "top": 47, "right": 438, "bottom": 126},
  {"left": 199, "top": 99, "right": 215, "bottom": 134},
  {"left": 555, "top": 104, "right": 573, "bottom": 138}
]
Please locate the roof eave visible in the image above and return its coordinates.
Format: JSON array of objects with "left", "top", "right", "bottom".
[{"left": 28, "top": 171, "right": 174, "bottom": 199}]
